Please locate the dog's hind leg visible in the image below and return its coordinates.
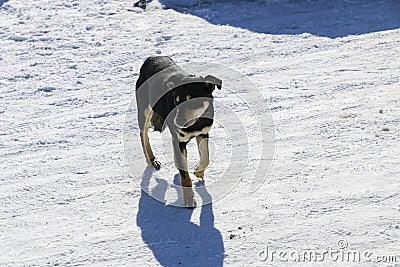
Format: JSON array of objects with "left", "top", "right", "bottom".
[
  {"left": 139, "top": 106, "right": 161, "bottom": 169},
  {"left": 172, "top": 138, "right": 196, "bottom": 208},
  {"left": 194, "top": 134, "right": 209, "bottom": 179}
]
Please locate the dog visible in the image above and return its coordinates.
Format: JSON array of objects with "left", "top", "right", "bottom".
[{"left": 136, "top": 56, "right": 222, "bottom": 207}]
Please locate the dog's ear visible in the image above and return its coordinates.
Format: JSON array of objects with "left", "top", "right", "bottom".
[{"left": 204, "top": 75, "right": 222, "bottom": 90}]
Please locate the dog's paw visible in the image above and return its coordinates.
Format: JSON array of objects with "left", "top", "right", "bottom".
[
  {"left": 194, "top": 165, "right": 205, "bottom": 178},
  {"left": 150, "top": 159, "right": 161, "bottom": 170},
  {"left": 184, "top": 196, "right": 197, "bottom": 208},
  {"left": 194, "top": 169, "right": 205, "bottom": 178},
  {"left": 182, "top": 187, "right": 197, "bottom": 208}
]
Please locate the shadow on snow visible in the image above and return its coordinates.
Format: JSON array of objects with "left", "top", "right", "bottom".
[
  {"left": 0, "top": 0, "right": 8, "bottom": 7},
  {"left": 137, "top": 167, "right": 224, "bottom": 267},
  {"left": 159, "top": 0, "right": 400, "bottom": 38}
]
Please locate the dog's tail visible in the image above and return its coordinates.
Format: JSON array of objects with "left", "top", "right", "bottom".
[{"left": 150, "top": 112, "right": 164, "bottom": 132}]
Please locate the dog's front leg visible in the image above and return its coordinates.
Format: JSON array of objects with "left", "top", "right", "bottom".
[
  {"left": 172, "top": 137, "right": 196, "bottom": 208},
  {"left": 194, "top": 134, "right": 209, "bottom": 179},
  {"left": 139, "top": 107, "right": 161, "bottom": 169}
]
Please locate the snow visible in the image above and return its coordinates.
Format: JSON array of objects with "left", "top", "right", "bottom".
[{"left": 1, "top": 0, "right": 399, "bottom": 266}]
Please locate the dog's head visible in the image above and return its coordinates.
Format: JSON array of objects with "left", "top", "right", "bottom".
[{"left": 165, "top": 75, "right": 222, "bottom": 128}]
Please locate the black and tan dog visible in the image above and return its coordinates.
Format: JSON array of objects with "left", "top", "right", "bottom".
[{"left": 136, "top": 56, "right": 222, "bottom": 207}]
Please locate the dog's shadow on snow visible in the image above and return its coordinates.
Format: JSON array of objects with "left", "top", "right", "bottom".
[
  {"left": 158, "top": 0, "right": 400, "bottom": 38},
  {"left": 137, "top": 167, "right": 224, "bottom": 267}
]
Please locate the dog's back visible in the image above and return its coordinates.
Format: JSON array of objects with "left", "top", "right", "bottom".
[{"left": 136, "top": 56, "right": 183, "bottom": 90}]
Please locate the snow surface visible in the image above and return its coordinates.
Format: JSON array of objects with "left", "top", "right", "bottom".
[{"left": 1, "top": 0, "right": 399, "bottom": 266}]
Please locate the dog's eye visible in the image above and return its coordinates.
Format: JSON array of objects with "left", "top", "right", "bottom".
[{"left": 175, "top": 96, "right": 180, "bottom": 103}]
